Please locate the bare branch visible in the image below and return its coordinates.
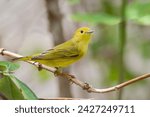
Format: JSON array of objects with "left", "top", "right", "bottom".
[{"left": 0, "top": 48, "right": 150, "bottom": 93}]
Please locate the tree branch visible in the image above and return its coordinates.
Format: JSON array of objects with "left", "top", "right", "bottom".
[{"left": 0, "top": 48, "right": 150, "bottom": 93}]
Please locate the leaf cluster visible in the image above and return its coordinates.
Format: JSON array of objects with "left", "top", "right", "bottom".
[{"left": 0, "top": 61, "right": 38, "bottom": 100}]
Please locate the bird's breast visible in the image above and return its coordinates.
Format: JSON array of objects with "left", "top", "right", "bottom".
[{"left": 78, "top": 46, "right": 88, "bottom": 57}]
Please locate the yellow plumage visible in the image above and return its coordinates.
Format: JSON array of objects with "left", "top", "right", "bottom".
[{"left": 14, "top": 27, "right": 93, "bottom": 68}]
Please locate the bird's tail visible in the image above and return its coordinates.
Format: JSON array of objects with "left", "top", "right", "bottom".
[{"left": 12, "top": 56, "right": 31, "bottom": 61}]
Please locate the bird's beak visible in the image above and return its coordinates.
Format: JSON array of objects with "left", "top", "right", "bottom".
[{"left": 86, "top": 30, "right": 94, "bottom": 34}]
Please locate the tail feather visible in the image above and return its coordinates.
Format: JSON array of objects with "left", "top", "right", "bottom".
[
  {"left": 12, "top": 56, "right": 31, "bottom": 61},
  {"left": 12, "top": 57, "right": 22, "bottom": 61}
]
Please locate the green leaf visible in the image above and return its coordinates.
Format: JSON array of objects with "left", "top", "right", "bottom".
[
  {"left": 0, "top": 61, "right": 20, "bottom": 72},
  {"left": 126, "top": 2, "right": 150, "bottom": 25},
  {"left": 11, "top": 75, "right": 38, "bottom": 100},
  {"left": 72, "top": 13, "right": 121, "bottom": 25},
  {"left": 0, "top": 76, "right": 25, "bottom": 99},
  {"left": 0, "top": 76, "right": 38, "bottom": 100},
  {"left": 0, "top": 65, "right": 7, "bottom": 72}
]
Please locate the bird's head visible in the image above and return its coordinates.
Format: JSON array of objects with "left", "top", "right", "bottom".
[{"left": 73, "top": 27, "right": 93, "bottom": 43}]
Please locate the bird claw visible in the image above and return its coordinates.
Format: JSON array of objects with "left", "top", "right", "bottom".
[
  {"left": 54, "top": 70, "right": 61, "bottom": 76},
  {"left": 54, "top": 67, "right": 62, "bottom": 76},
  {"left": 37, "top": 63, "right": 43, "bottom": 71}
]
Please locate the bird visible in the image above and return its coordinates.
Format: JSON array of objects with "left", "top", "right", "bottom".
[{"left": 13, "top": 27, "right": 93, "bottom": 72}]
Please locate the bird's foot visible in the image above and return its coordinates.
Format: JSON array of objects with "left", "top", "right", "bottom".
[
  {"left": 36, "top": 63, "right": 43, "bottom": 71},
  {"left": 54, "top": 68, "right": 75, "bottom": 84},
  {"left": 54, "top": 67, "right": 62, "bottom": 76}
]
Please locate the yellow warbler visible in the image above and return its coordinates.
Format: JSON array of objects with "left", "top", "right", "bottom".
[{"left": 14, "top": 27, "right": 93, "bottom": 68}]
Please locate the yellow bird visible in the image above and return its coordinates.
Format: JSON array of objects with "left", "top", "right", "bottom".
[{"left": 14, "top": 27, "right": 93, "bottom": 69}]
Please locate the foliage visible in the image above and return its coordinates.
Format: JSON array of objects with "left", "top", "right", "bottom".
[
  {"left": 0, "top": 61, "right": 38, "bottom": 100},
  {"left": 72, "top": 2, "right": 150, "bottom": 25},
  {"left": 72, "top": 13, "right": 121, "bottom": 25},
  {"left": 126, "top": 2, "right": 150, "bottom": 25}
]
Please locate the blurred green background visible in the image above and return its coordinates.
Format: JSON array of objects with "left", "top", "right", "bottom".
[{"left": 0, "top": 0, "right": 150, "bottom": 99}]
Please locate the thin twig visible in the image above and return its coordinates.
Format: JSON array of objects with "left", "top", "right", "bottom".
[{"left": 0, "top": 48, "right": 150, "bottom": 93}]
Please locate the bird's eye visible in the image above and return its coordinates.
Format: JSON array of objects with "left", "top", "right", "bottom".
[{"left": 80, "top": 30, "right": 84, "bottom": 33}]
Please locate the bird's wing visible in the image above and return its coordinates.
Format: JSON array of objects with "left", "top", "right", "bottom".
[{"left": 31, "top": 45, "right": 79, "bottom": 60}]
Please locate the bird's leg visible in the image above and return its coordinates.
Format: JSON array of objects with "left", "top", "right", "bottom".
[
  {"left": 54, "top": 67, "right": 75, "bottom": 79},
  {"left": 38, "top": 63, "right": 43, "bottom": 71},
  {"left": 54, "top": 67, "right": 62, "bottom": 76},
  {"left": 54, "top": 67, "right": 75, "bottom": 85},
  {"left": 33, "top": 62, "right": 43, "bottom": 71}
]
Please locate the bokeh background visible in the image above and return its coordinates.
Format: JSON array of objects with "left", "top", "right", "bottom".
[{"left": 0, "top": 0, "right": 150, "bottom": 99}]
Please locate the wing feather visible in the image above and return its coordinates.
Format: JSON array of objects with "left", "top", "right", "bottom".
[{"left": 31, "top": 45, "right": 79, "bottom": 60}]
